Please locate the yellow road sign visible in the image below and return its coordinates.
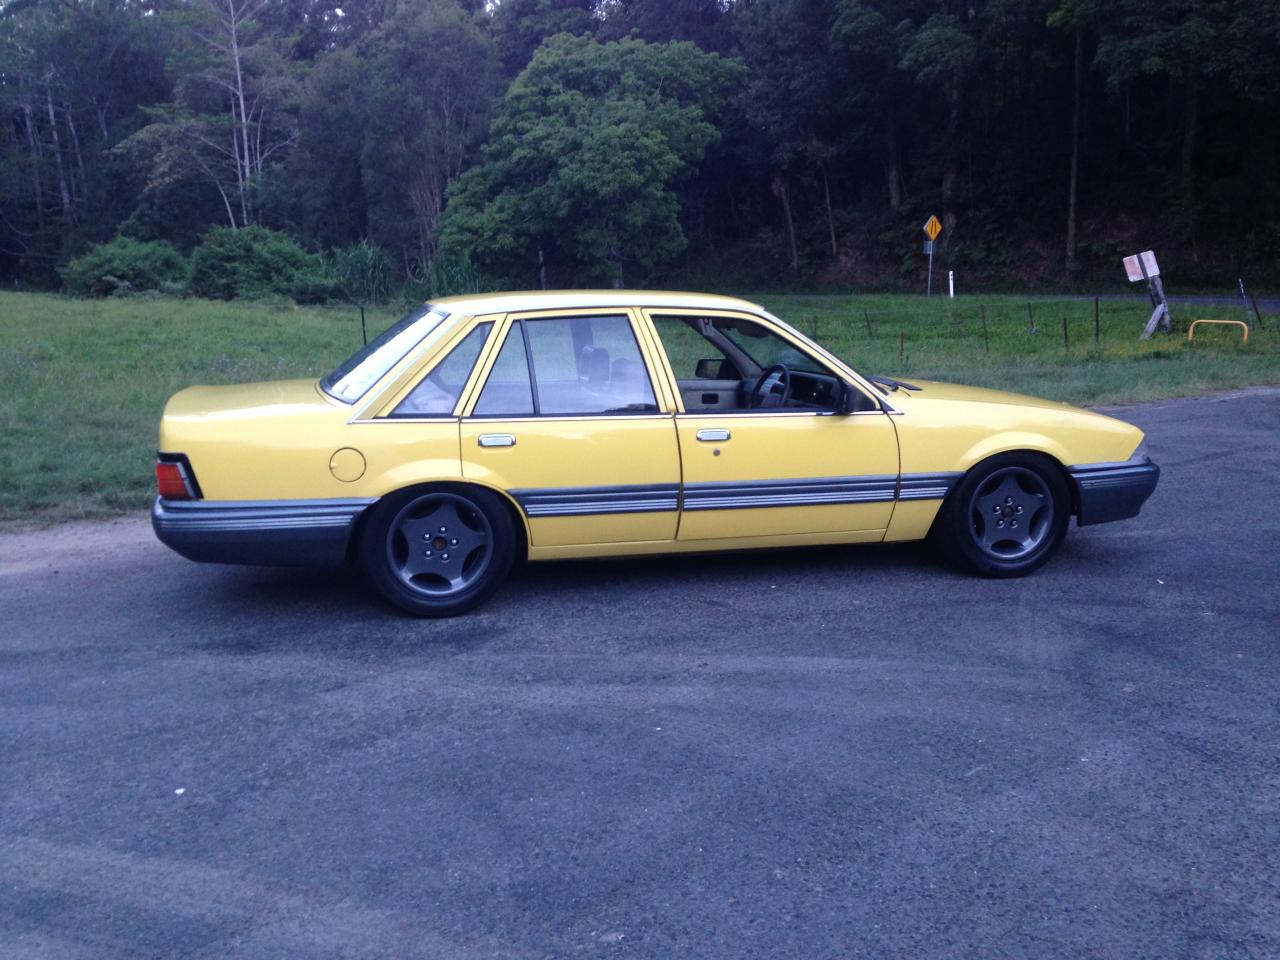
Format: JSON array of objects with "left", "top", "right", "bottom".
[{"left": 923, "top": 215, "right": 942, "bottom": 241}]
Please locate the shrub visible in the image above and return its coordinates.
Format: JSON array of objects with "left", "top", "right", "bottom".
[
  {"left": 62, "top": 237, "right": 188, "bottom": 297},
  {"left": 189, "top": 226, "right": 329, "bottom": 301},
  {"left": 326, "top": 240, "right": 394, "bottom": 304},
  {"left": 402, "top": 253, "right": 487, "bottom": 305}
]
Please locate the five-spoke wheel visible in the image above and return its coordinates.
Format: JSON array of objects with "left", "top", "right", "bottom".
[
  {"left": 967, "top": 466, "right": 1054, "bottom": 561},
  {"left": 932, "top": 453, "right": 1070, "bottom": 577},
  {"left": 361, "top": 485, "right": 516, "bottom": 616}
]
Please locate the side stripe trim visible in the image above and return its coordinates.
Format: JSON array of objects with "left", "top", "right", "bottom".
[
  {"left": 510, "top": 473, "right": 962, "bottom": 518},
  {"left": 898, "top": 472, "right": 964, "bottom": 501},
  {"left": 511, "top": 484, "right": 680, "bottom": 517},
  {"left": 683, "top": 475, "right": 897, "bottom": 511}
]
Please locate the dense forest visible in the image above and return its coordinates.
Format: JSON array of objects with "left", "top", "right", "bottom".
[{"left": 2, "top": 0, "right": 1279, "bottom": 298}]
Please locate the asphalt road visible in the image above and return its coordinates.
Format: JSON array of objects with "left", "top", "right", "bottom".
[{"left": 2, "top": 389, "right": 1278, "bottom": 960}]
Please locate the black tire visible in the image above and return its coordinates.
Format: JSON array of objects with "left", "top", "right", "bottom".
[
  {"left": 359, "top": 484, "right": 517, "bottom": 616},
  {"left": 931, "top": 452, "right": 1070, "bottom": 578}
]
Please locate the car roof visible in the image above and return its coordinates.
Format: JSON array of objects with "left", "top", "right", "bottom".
[{"left": 430, "top": 289, "right": 766, "bottom": 317}]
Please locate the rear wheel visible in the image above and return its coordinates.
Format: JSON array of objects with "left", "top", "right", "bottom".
[
  {"left": 360, "top": 485, "right": 516, "bottom": 616},
  {"left": 933, "top": 453, "right": 1070, "bottom": 577}
]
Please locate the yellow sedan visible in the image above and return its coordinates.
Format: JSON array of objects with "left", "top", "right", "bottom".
[{"left": 153, "top": 291, "right": 1158, "bottom": 616}]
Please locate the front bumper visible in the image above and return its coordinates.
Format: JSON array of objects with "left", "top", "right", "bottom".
[
  {"left": 152, "top": 497, "right": 375, "bottom": 566},
  {"left": 1069, "top": 456, "right": 1160, "bottom": 526}
]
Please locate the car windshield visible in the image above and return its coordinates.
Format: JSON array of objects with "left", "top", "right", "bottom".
[{"left": 321, "top": 306, "right": 450, "bottom": 403}]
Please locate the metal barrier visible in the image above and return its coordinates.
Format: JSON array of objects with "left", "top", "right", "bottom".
[{"left": 1188, "top": 319, "right": 1249, "bottom": 344}]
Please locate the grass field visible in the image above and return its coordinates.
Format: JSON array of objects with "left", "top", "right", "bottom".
[{"left": 2, "top": 289, "right": 1276, "bottom": 526}]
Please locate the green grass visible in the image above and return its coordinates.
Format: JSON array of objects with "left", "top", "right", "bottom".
[
  {"left": 1, "top": 290, "right": 1276, "bottom": 526},
  {"left": 761, "top": 292, "right": 1280, "bottom": 407}
]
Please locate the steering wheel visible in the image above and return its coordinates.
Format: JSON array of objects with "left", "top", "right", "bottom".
[{"left": 748, "top": 363, "right": 792, "bottom": 409}]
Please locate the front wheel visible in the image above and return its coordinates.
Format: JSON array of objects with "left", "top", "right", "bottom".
[
  {"left": 932, "top": 453, "right": 1070, "bottom": 578},
  {"left": 360, "top": 485, "right": 516, "bottom": 616}
]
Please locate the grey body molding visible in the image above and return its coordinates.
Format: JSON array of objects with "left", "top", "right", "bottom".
[
  {"left": 152, "top": 497, "right": 375, "bottom": 566},
  {"left": 1068, "top": 456, "right": 1160, "bottom": 526}
]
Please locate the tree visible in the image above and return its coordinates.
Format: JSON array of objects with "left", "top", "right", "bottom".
[
  {"left": 832, "top": 0, "right": 909, "bottom": 212},
  {"left": 1089, "top": 0, "right": 1279, "bottom": 200},
  {"left": 488, "top": 0, "right": 597, "bottom": 76},
  {"left": 290, "top": 0, "right": 499, "bottom": 270},
  {"left": 0, "top": 0, "right": 169, "bottom": 278},
  {"left": 596, "top": 0, "right": 731, "bottom": 50},
  {"left": 733, "top": 0, "right": 844, "bottom": 272},
  {"left": 440, "top": 34, "right": 744, "bottom": 286},
  {"left": 118, "top": 0, "right": 300, "bottom": 231},
  {"left": 898, "top": 10, "right": 977, "bottom": 242},
  {"left": 359, "top": 1, "right": 501, "bottom": 270}
]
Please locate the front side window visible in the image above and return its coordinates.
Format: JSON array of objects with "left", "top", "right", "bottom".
[
  {"left": 471, "top": 315, "right": 658, "bottom": 417},
  {"left": 389, "top": 323, "right": 491, "bottom": 417},
  {"left": 650, "top": 314, "right": 845, "bottom": 412},
  {"left": 711, "top": 316, "right": 825, "bottom": 375},
  {"left": 321, "top": 306, "right": 450, "bottom": 403}
]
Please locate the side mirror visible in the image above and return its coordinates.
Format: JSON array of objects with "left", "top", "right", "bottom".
[
  {"left": 695, "top": 357, "right": 725, "bottom": 379},
  {"left": 837, "top": 382, "right": 862, "bottom": 414}
]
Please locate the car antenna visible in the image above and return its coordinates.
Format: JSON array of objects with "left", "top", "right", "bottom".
[{"left": 359, "top": 303, "right": 367, "bottom": 346}]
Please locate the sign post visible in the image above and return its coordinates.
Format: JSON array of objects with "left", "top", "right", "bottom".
[
  {"left": 1122, "top": 250, "right": 1171, "bottom": 340},
  {"left": 923, "top": 215, "right": 942, "bottom": 297}
]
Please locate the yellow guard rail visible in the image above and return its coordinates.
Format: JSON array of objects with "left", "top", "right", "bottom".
[{"left": 1188, "top": 319, "right": 1249, "bottom": 344}]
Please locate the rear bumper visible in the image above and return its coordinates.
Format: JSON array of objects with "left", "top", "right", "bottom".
[
  {"left": 152, "top": 497, "right": 375, "bottom": 566},
  {"left": 1069, "top": 456, "right": 1160, "bottom": 526}
]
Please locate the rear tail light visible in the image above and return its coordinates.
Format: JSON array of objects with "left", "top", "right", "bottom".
[{"left": 156, "top": 455, "right": 201, "bottom": 500}]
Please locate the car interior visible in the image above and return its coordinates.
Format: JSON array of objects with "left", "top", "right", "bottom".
[{"left": 651, "top": 314, "right": 871, "bottom": 413}]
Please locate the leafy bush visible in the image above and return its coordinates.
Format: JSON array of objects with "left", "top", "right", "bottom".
[
  {"left": 62, "top": 237, "right": 188, "bottom": 297},
  {"left": 189, "top": 226, "right": 332, "bottom": 302}
]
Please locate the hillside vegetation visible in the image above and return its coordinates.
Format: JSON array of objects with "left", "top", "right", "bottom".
[{"left": 4, "top": 0, "right": 1279, "bottom": 296}]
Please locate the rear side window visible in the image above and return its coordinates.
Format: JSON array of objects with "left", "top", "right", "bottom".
[
  {"left": 389, "top": 323, "right": 491, "bottom": 417},
  {"left": 473, "top": 324, "right": 536, "bottom": 416},
  {"left": 321, "top": 306, "right": 449, "bottom": 403},
  {"left": 471, "top": 315, "right": 658, "bottom": 417}
]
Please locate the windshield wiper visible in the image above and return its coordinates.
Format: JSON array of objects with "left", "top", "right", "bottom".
[{"left": 866, "top": 374, "right": 922, "bottom": 392}]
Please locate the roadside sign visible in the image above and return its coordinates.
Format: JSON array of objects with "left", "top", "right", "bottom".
[
  {"left": 1123, "top": 250, "right": 1159, "bottom": 282},
  {"left": 922, "top": 216, "right": 942, "bottom": 296},
  {"left": 1122, "top": 249, "right": 1171, "bottom": 340}
]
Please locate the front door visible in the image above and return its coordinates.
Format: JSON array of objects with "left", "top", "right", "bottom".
[
  {"left": 644, "top": 310, "right": 900, "bottom": 542},
  {"left": 460, "top": 310, "right": 680, "bottom": 548}
]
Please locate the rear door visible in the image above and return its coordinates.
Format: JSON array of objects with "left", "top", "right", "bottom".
[{"left": 459, "top": 309, "right": 681, "bottom": 548}]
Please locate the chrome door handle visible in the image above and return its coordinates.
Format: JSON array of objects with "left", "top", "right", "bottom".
[
  {"left": 477, "top": 434, "right": 516, "bottom": 448},
  {"left": 696, "top": 428, "right": 731, "bottom": 442}
]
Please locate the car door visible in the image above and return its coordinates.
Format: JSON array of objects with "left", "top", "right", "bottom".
[
  {"left": 642, "top": 309, "right": 900, "bottom": 543},
  {"left": 459, "top": 309, "right": 681, "bottom": 548}
]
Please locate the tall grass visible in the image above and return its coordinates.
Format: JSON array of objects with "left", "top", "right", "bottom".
[{"left": 0, "top": 290, "right": 1275, "bottom": 525}]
